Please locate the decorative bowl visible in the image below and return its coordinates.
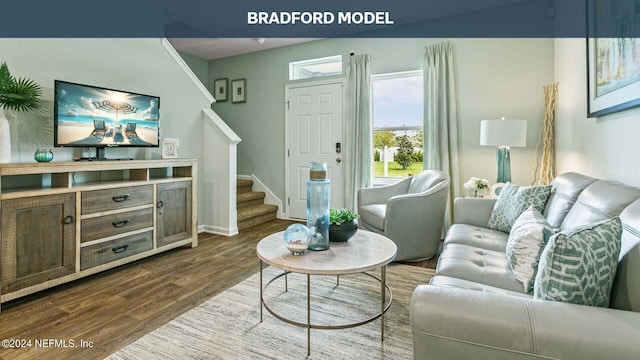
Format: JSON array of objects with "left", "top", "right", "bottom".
[
  {"left": 329, "top": 219, "right": 359, "bottom": 242},
  {"left": 34, "top": 149, "right": 54, "bottom": 162},
  {"left": 283, "top": 223, "right": 310, "bottom": 255}
]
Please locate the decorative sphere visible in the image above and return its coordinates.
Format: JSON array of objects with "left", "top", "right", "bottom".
[{"left": 283, "top": 223, "right": 310, "bottom": 255}]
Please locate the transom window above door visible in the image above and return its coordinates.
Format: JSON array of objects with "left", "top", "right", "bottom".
[{"left": 289, "top": 55, "right": 342, "bottom": 80}]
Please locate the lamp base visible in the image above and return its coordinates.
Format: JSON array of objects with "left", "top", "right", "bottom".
[{"left": 496, "top": 146, "right": 511, "bottom": 183}]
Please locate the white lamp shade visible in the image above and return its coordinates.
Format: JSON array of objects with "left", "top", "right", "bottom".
[{"left": 480, "top": 119, "right": 527, "bottom": 147}]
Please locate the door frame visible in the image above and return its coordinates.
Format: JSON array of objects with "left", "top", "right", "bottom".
[{"left": 284, "top": 78, "right": 346, "bottom": 219}]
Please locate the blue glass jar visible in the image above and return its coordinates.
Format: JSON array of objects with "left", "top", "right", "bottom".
[{"left": 307, "top": 162, "right": 330, "bottom": 251}]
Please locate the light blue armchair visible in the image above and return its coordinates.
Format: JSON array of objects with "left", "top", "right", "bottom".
[{"left": 357, "top": 170, "right": 450, "bottom": 261}]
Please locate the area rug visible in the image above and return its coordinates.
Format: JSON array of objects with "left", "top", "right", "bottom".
[{"left": 107, "top": 264, "right": 434, "bottom": 359}]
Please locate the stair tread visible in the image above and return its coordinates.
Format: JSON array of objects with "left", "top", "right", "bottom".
[
  {"left": 237, "top": 191, "right": 266, "bottom": 202},
  {"left": 237, "top": 179, "right": 254, "bottom": 188},
  {"left": 237, "top": 204, "right": 278, "bottom": 221}
]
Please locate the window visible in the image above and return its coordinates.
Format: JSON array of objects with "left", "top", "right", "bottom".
[
  {"left": 372, "top": 70, "right": 423, "bottom": 185},
  {"left": 289, "top": 55, "right": 342, "bottom": 80}
]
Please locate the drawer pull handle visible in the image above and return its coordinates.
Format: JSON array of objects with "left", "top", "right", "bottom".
[
  {"left": 112, "top": 219, "right": 131, "bottom": 228},
  {"left": 112, "top": 244, "right": 130, "bottom": 254},
  {"left": 64, "top": 215, "right": 75, "bottom": 224},
  {"left": 112, "top": 194, "right": 131, "bottom": 202}
]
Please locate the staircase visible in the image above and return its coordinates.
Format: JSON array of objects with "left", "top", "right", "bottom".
[{"left": 237, "top": 179, "right": 279, "bottom": 231}]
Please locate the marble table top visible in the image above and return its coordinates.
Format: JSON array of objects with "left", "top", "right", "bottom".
[{"left": 256, "top": 229, "right": 397, "bottom": 275}]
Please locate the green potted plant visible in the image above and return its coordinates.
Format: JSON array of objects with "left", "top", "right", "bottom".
[
  {"left": 329, "top": 208, "right": 359, "bottom": 242},
  {"left": 0, "top": 62, "right": 42, "bottom": 163}
]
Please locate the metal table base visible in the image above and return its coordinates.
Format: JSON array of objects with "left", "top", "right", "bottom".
[{"left": 259, "top": 261, "right": 392, "bottom": 356}]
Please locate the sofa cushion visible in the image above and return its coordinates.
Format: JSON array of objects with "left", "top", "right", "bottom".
[
  {"left": 358, "top": 204, "right": 386, "bottom": 231},
  {"left": 534, "top": 217, "right": 622, "bottom": 307},
  {"left": 487, "top": 184, "right": 552, "bottom": 233},
  {"left": 611, "top": 198, "right": 640, "bottom": 312},
  {"left": 560, "top": 180, "right": 640, "bottom": 232},
  {"left": 444, "top": 224, "right": 509, "bottom": 252},
  {"left": 436, "top": 244, "right": 525, "bottom": 293},
  {"left": 543, "top": 172, "right": 596, "bottom": 230},
  {"left": 429, "top": 275, "right": 532, "bottom": 299},
  {"left": 506, "top": 207, "right": 554, "bottom": 292}
]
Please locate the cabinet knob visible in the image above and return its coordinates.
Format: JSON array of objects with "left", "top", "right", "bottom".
[
  {"left": 157, "top": 200, "right": 164, "bottom": 209},
  {"left": 63, "top": 215, "right": 75, "bottom": 224}
]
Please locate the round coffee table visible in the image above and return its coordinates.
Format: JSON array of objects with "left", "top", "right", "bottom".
[{"left": 256, "top": 229, "right": 397, "bottom": 356}]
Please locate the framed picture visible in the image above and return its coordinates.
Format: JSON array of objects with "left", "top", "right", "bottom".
[
  {"left": 161, "top": 138, "right": 179, "bottom": 159},
  {"left": 213, "top": 78, "right": 228, "bottom": 102},
  {"left": 231, "top": 78, "right": 247, "bottom": 103},
  {"left": 587, "top": 1, "right": 640, "bottom": 117}
]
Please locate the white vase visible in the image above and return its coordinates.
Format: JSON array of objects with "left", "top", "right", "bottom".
[{"left": 0, "top": 108, "right": 11, "bottom": 163}]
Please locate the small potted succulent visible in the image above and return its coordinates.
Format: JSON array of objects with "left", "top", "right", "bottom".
[{"left": 329, "top": 208, "right": 359, "bottom": 242}]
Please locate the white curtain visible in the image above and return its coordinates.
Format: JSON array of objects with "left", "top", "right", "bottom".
[
  {"left": 423, "top": 41, "right": 460, "bottom": 227},
  {"left": 344, "top": 54, "right": 372, "bottom": 212}
]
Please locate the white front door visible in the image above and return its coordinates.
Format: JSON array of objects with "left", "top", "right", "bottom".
[{"left": 286, "top": 81, "right": 344, "bottom": 219}]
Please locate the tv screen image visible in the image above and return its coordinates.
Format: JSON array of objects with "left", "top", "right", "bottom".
[{"left": 54, "top": 80, "right": 160, "bottom": 149}]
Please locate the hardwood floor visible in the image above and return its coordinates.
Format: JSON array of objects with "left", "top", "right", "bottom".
[{"left": 0, "top": 220, "right": 435, "bottom": 359}]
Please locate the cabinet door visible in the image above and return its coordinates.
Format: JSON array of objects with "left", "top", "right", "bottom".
[
  {"left": 157, "top": 181, "right": 192, "bottom": 247},
  {"left": 1, "top": 193, "right": 76, "bottom": 294}
]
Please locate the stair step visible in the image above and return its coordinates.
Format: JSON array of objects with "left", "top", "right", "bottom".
[
  {"left": 237, "top": 204, "right": 278, "bottom": 231},
  {"left": 237, "top": 191, "right": 266, "bottom": 209},
  {"left": 237, "top": 179, "right": 254, "bottom": 194}
]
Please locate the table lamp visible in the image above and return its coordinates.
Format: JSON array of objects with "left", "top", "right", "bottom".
[{"left": 480, "top": 118, "right": 527, "bottom": 183}]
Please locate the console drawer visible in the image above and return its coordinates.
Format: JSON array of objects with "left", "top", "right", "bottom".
[
  {"left": 80, "top": 231, "right": 153, "bottom": 271},
  {"left": 82, "top": 185, "right": 153, "bottom": 214},
  {"left": 81, "top": 208, "right": 153, "bottom": 243}
]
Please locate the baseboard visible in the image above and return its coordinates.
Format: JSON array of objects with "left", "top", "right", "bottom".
[{"left": 198, "top": 224, "right": 239, "bottom": 236}]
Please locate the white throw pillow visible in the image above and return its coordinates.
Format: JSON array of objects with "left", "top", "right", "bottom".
[{"left": 506, "top": 206, "right": 554, "bottom": 292}]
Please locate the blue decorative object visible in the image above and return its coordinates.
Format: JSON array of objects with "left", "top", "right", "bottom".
[
  {"left": 307, "top": 162, "right": 330, "bottom": 251},
  {"left": 34, "top": 149, "right": 53, "bottom": 162},
  {"left": 283, "top": 223, "right": 310, "bottom": 255}
]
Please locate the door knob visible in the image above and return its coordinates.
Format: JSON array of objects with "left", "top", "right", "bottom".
[{"left": 336, "top": 158, "right": 342, "bottom": 163}]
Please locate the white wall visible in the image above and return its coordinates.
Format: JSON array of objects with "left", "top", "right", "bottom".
[
  {"left": 0, "top": 38, "right": 212, "bottom": 223},
  {"left": 554, "top": 38, "right": 640, "bottom": 186}
]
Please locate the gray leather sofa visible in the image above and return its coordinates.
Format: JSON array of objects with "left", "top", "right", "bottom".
[
  {"left": 410, "top": 172, "right": 640, "bottom": 359},
  {"left": 358, "top": 170, "right": 450, "bottom": 261}
]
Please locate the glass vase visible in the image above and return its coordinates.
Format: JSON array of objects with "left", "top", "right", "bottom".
[
  {"left": 307, "top": 162, "right": 330, "bottom": 251},
  {"left": 34, "top": 149, "right": 54, "bottom": 162}
]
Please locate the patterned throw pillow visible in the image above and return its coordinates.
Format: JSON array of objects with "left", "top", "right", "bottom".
[
  {"left": 506, "top": 206, "right": 554, "bottom": 292},
  {"left": 533, "top": 217, "right": 622, "bottom": 307},
  {"left": 487, "top": 184, "right": 552, "bottom": 233}
]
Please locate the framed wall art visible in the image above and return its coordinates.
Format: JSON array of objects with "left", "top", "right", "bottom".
[
  {"left": 587, "top": 1, "right": 640, "bottom": 117},
  {"left": 231, "top": 78, "right": 247, "bottom": 103},
  {"left": 161, "top": 138, "right": 179, "bottom": 159},
  {"left": 213, "top": 78, "right": 228, "bottom": 102}
]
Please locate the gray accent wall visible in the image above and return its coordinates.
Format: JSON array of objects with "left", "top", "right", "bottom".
[{"left": 208, "top": 38, "right": 554, "bottom": 210}]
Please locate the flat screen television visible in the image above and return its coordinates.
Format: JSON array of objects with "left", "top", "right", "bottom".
[{"left": 54, "top": 80, "right": 160, "bottom": 160}]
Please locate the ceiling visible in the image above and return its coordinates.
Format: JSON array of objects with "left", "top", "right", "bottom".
[{"left": 168, "top": 38, "right": 321, "bottom": 60}]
